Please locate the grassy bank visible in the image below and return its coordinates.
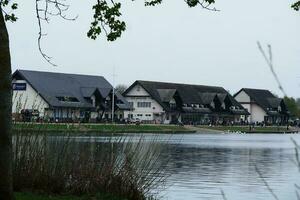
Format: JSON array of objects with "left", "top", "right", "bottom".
[
  {"left": 13, "top": 123, "right": 194, "bottom": 133},
  {"left": 15, "top": 192, "right": 125, "bottom": 200},
  {"left": 197, "top": 125, "right": 296, "bottom": 133}
]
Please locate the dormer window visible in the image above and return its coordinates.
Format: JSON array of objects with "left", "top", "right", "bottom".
[
  {"left": 56, "top": 96, "right": 79, "bottom": 102},
  {"left": 278, "top": 106, "right": 282, "bottom": 112},
  {"left": 222, "top": 103, "right": 225, "bottom": 109}
]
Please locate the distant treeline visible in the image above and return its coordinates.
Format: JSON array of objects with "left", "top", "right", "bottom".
[{"left": 284, "top": 96, "right": 300, "bottom": 118}]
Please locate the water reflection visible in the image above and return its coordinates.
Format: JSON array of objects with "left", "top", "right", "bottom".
[
  {"left": 51, "top": 133, "right": 300, "bottom": 200},
  {"left": 160, "top": 134, "right": 300, "bottom": 200}
]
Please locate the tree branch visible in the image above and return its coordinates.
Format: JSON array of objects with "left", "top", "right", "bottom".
[
  {"left": 257, "top": 41, "right": 287, "bottom": 97},
  {"left": 35, "top": 0, "right": 77, "bottom": 66}
]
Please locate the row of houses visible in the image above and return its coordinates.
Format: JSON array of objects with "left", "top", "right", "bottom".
[{"left": 12, "top": 69, "right": 290, "bottom": 125}]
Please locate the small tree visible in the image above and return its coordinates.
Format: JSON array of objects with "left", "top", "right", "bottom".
[
  {"left": 115, "top": 84, "right": 128, "bottom": 94},
  {"left": 284, "top": 96, "right": 300, "bottom": 119}
]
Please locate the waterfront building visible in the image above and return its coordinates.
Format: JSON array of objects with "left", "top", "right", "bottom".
[
  {"left": 234, "top": 88, "right": 290, "bottom": 124},
  {"left": 123, "top": 80, "right": 249, "bottom": 124},
  {"left": 12, "top": 69, "right": 131, "bottom": 122}
]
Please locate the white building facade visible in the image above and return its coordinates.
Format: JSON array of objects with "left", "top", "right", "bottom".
[
  {"left": 234, "top": 88, "right": 289, "bottom": 124},
  {"left": 234, "top": 90, "right": 266, "bottom": 123},
  {"left": 12, "top": 69, "right": 131, "bottom": 122},
  {"left": 123, "top": 81, "right": 249, "bottom": 125},
  {"left": 123, "top": 84, "right": 170, "bottom": 124}
]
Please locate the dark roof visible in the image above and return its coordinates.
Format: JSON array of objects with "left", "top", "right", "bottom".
[
  {"left": 182, "top": 107, "right": 212, "bottom": 114},
  {"left": 234, "top": 88, "right": 284, "bottom": 111},
  {"left": 124, "top": 80, "right": 247, "bottom": 114},
  {"left": 13, "top": 70, "right": 130, "bottom": 109},
  {"left": 199, "top": 93, "right": 217, "bottom": 104},
  {"left": 157, "top": 89, "right": 177, "bottom": 102}
]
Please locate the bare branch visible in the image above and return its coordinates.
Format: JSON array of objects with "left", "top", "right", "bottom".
[
  {"left": 35, "top": 0, "right": 77, "bottom": 66},
  {"left": 291, "top": 138, "right": 300, "bottom": 172},
  {"left": 257, "top": 41, "right": 287, "bottom": 97}
]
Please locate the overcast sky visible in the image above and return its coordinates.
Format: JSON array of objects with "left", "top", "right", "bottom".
[{"left": 7, "top": 0, "right": 300, "bottom": 97}]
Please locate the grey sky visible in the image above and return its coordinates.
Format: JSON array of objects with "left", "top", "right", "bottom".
[{"left": 7, "top": 0, "right": 300, "bottom": 97}]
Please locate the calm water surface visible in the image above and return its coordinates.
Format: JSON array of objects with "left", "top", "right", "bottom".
[{"left": 71, "top": 133, "right": 300, "bottom": 200}]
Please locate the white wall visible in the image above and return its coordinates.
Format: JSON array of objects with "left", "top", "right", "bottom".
[
  {"left": 12, "top": 79, "right": 49, "bottom": 116},
  {"left": 235, "top": 91, "right": 250, "bottom": 102},
  {"left": 126, "top": 84, "right": 149, "bottom": 96},
  {"left": 251, "top": 104, "right": 266, "bottom": 123},
  {"left": 235, "top": 91, "right": 266, "bottom": 123},
  {"left": 125, "top": 84, "right": 165, "bottom": 123}
]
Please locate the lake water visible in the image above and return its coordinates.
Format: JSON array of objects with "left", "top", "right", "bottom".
[{"left": 69, "top": 132, "right": 300, "bottom": 200}]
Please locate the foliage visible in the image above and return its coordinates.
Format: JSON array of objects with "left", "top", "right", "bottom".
[
  {"left": 297, "top": 98, "right": 300, "bottom": 108},
  {"left": 292, "top": 1, "right": 300, "bottom": 11},
  {"left": 284, "top": 96, "right": 300, "bottom": 118},
  {"left": 0, "top": 0, "right": 18, "bottom": 22},
  {"left": 87, "top": 0, "right": 217, "bottom": 41}
]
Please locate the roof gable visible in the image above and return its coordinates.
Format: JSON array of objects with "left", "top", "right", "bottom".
[
  {"left": 237, "top": 88, "right": 281, "bottom": 112},
  {"left": 124, "top": 80, "right": 246, "bottom": 112},
  {"left": 157, "top": 89, "right": 177, "bottom": 102},
  {"left": 13, "top": 70, "right": 113, "bottom": 108}
]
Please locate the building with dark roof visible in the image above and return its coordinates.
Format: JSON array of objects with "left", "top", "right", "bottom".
[
  {"left": 123, "top": 80, "right": 249, "bottom": 124},
  {"left": 234, "top": 88, "right": 289, "bottom": 124},
  {"left": 12, "top": 69, "right": 131, "bottom": 122}
]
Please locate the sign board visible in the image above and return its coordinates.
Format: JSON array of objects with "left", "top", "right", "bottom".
[{"left": 12, "top": 83, "right": 27, "bottom": 91}]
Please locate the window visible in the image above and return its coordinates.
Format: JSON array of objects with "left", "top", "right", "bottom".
[
  {"left": 128, "top": 114, "right": 133, "bottom": 118},
  {"left": 137, "top": 114, "right": 143, "bottom": 117},
  {"left": 145, "top": 114, "right": 151, "bottom": 117},
  {"left": 56, "top": 96, "right": 79, "bottom": 102},
  {"left": 278, "top": 106, "right": 282, "bottom": 112},
  {"left": 128, "top": 102, "right": 134, "bottom": 107},
  {"left": 137, "top": 102, "right": 151, "bottom": 108}
]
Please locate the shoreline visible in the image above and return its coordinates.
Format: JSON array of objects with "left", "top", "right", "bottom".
[
  {"left": 12, "top": 123, "right": 196, "bottom": 134},
  {"left": 195, "top": 125, "right": 299, "bottom": 134},
  {"left": 12, "top": 123, "right": 299, "bottom": 134}
]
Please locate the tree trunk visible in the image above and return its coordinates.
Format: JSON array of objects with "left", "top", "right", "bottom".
[{"left": 0, "top": 6, "right": 14, "bottom": 200}]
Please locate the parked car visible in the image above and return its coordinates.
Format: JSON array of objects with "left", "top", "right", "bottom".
[{"left": 126, "top": 118, "right": 141, "bottom": 124}]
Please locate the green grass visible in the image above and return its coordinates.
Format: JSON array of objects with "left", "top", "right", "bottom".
[
  {"left": 12, "top": 123, "right": 193, "bottom": 133},
  {"left": 15, "top": 192, "right": 126, "bottom": 200},
  {"left": 198, "top": 125, "right": 292, "bottom": 133}
]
